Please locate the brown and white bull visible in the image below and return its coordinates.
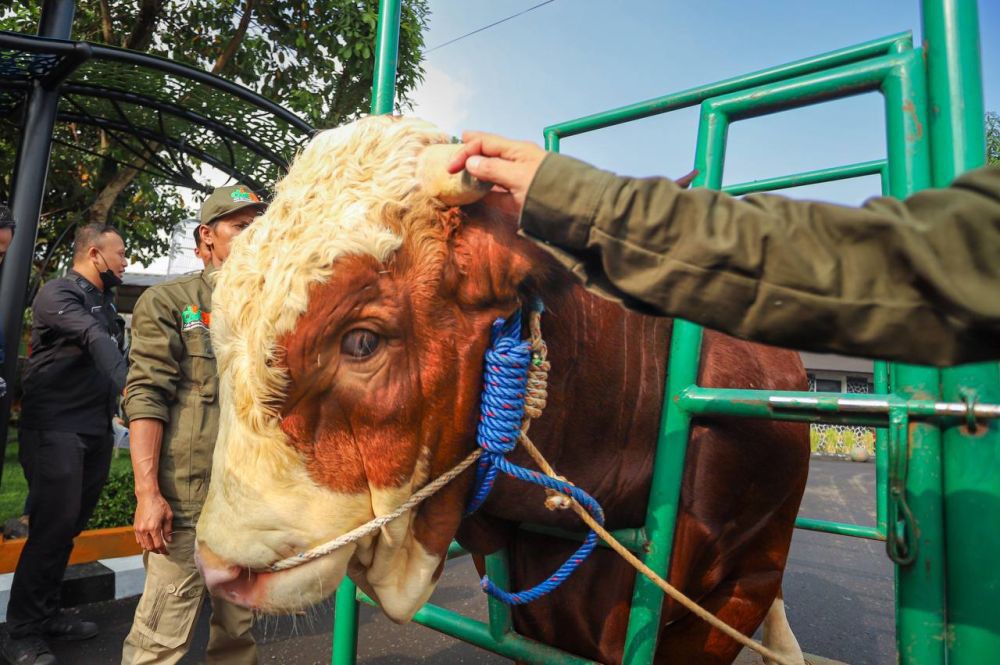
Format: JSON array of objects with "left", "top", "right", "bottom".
[{"left": 195, "top": 116, "right": 810, "bottom": 664}]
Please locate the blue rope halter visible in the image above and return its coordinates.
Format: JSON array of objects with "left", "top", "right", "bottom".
[{"left": 465, "top": 304, "right": 606, "bottom": 605}]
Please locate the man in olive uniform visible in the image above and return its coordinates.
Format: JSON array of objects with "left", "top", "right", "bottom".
[
  {"left": 449, "top": 132, "right": 1000, "bottom": 366},
  {"left": 121, "top": 186, "right": 265, "bottom": 665}
]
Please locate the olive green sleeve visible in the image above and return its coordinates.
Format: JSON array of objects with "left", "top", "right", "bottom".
[
  {"left": 520, "top": 154, "right": 1000, "bottom": 366},
  {"left": 123, "top": 286, "right": 183, "bottom": 422}
]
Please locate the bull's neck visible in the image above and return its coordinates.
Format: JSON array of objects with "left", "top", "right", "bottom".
[{"left": 487, "top": 281, "right": 671, "bottom": 525}]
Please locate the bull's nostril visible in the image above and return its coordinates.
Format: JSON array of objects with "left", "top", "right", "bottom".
[{"left": 195, "top": 540, "right": 248, "bottom": 593}]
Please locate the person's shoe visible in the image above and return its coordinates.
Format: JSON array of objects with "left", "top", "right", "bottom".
[
  {"left": 0, "top": 634, "right": 57, "bottom": 665},
  {"left": 39, "top": 616, "right": 97, "bottom": 642},
  {"left": 2, "top": 515, "right": 29, "bottom": 540}
]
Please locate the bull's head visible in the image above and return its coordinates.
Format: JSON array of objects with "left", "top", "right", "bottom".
[{"left": 195, "top": 116, "right": 550, "bottom": 621}]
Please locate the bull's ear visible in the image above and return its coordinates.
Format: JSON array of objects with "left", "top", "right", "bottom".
[{"left": 442, "top": 202, "right": 548, "bottom": 308}]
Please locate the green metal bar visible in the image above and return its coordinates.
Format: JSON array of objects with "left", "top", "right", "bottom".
[
  {"left": 519, "top": 523, "right": 649, "bottom": 553},
  {"left": 331, "top": 4, "right": 400, "bottom": 660},
  {"left": 922, "top": 3, "right": 998, "bottom": 664},
  {"left": 676, "top": 386, "right": 997, "bottom": 425},
  {"left": 621, "top": 320, "right": 704, "bottom": 664},
  {"left": 446, "top": 540, "right": 468, "bottom": 559},
  {"left": 722, "top": 159, "right": 886, "bottom": 196},
  {"left": 544, "top": 129, "right": 560, "bottom": 152},
  {"left": 874, "top": 364, "right": 890, "bottom": 538},
  {"left": 881, "top": 47, "right": 947, "bottom": 665},
  {"left": 794, "top": 517, "right": 885, "bottom": 541},
  {"left": 369, "top": 0, "right": 401, "bottom": 115},
  {"left": 707, "top": 53, "right": 907, "bottom": 121},
  {"left": 331, "top": 578, "right": 360, "bottom": 665},
  {"left": 356, "top": 592, "right": 599, "bottom": 664},
  {"left": 545, "top": 32, "right": 912, "bottom": 139},
  {"left": 484, "top": 551, "right": 513, "bottom": 642}
]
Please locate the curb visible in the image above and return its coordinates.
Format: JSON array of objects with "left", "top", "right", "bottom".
[{"left": 0, "top": 554, "right": 145, "bottom": 624}]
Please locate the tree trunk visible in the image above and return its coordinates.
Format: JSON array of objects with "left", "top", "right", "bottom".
[
  {"left": 88, "top": 165, "right": 140, "bottom": 224},
  {"left": 86, "top": 0, "right": 255, "bottom": 224}
]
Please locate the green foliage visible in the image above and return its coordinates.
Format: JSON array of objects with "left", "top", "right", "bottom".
[
  {"left": 809, "top": 427, "right": 821, "bottom": 453},
  {"left": 1, "top": 434, "right": 134, "bottom": 525},
  {"left": 0, "top": 1, "right": 429, "bottom": 278},
  {"left": 860, "top": 429, "right": 877, "bottom": 453},
  {"left": 987, "top": 111, "right": 999, "bottom": 166},
  {"left": 87, "top": 468, "right": 137, "bottom": 530},
  {"left": 842, "top": 429, "right": 857, "bottom": 451},
  {"left": 822, "top": 428, "right": 840, "bottom": 454}
]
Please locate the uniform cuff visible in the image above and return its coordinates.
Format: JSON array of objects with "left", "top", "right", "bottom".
[
  {"left": 122, "top": 394, "right": 169, "bottom": 423},
  {"left": 520, "top": 153, "right": 616, "bottom": 251}
]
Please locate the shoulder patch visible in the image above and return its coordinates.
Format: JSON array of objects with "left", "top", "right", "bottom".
[{"left": 181, "top": 305, "right": 211, "bottom": 331}]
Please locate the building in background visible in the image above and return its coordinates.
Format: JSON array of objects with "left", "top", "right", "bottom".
[
  {"left": 800, "top": 352, "right": 876, "bottom": 457},
  {"left": 117, "top": 218, "right": 201, "bottom": 313}
]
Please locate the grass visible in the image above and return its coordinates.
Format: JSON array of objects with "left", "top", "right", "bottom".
[{"left": 1, "top": 428, "right": 134, "bottom": 525}]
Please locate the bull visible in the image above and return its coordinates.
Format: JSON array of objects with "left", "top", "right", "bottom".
[{"left": 195, "top": 116, "right": 810, "bottom": 664}]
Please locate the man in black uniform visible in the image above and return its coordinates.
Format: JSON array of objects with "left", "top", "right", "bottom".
[
  {"left": 0, "top": 204, "right": 14, "bottom": 399},
  {"left": 2, "top": 224, "right": 128, "bottom": 665}
]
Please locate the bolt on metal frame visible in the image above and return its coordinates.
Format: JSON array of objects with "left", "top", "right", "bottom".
[{"left": 335, "top": 1, "right": 997, "bottom": 663}]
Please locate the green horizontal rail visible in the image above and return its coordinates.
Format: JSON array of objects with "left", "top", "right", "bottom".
[
  {"left": 702, "top": 52, "right": 909, "bottom": 123},
  {"left": 356, "top": 591, "right": 599, "bottom": 664},
  {"left": 676, "top": 386, "right": 1000, "bottom": 426},
  {"left": 543, "top": 31, "right": 911, "bottom": 147},
  {"left": 723, "top": 159, "right": 886, "bottom": 196},
  {"left": 519, "top": 523, "right": 648, "bottom": 552},
  {"left": 795, "top": 516, "right": 886, "bottom": 541}
]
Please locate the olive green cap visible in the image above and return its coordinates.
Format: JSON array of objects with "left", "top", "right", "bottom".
[{"left": 200, "top": 185, "right": 267, "bottom": 225}]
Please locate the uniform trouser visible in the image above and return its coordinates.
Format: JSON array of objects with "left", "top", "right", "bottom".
[
  {"left": 121, "top": 527, "right": 257, "bottom": 665},
  {"left": 6, "top": 429, "right": 113, "bottom": 638}
]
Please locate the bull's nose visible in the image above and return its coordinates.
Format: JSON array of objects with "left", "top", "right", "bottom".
[{"left": 195, "top": 540, "right": 266, "bottom": 607}]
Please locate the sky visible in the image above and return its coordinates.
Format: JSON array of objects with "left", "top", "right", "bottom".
[
  {"left": 410, "top": 0, "right": 1000, "bottom": 206},
  {"left": 142, "top": 0, "right": 998, "bottom": 273}
]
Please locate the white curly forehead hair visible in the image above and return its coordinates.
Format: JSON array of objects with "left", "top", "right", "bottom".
[{"left": 212, "top": 115, "right": 451, "bottom": 437}]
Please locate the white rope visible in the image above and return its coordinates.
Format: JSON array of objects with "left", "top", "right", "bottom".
[
  {"left": 516, "top": 433, "right": 796, "bottom": 665},
  {"left": 263, "top": 449, "right": 482, "bottom": 572},
  {"left": 258, "top": 308, "right": 794, "bottom": 665}
]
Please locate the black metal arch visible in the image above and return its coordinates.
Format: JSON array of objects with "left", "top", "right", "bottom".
[{"left": 0, "top": 29, "right": 315, "bottom": 194}]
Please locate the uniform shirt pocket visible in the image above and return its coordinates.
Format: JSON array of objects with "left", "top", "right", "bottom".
[{"left": 181, "top": 329, "right": 218, "bottom": 403}]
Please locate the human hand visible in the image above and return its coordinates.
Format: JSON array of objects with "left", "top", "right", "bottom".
[
  {"left": 447, "top": 131, "right": 547, "bottom": 215},
  {"left": 134, "top": 491, "right": 173, "bottom": 555}
]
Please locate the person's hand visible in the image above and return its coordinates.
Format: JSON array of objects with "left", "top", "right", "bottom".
[
  {"left": 447, "top": 131, "right": 547, "bottom": 215},
  {"left": 134, "top": 491, "right": 173, "bottom": 555}
]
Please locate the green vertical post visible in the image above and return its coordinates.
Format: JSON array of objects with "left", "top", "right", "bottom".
[
  {"left": 484, "top": 551, "right": 514, "bottom": 641},
  {"left": 621, "top": 320, "right": 703, "bottom": 664},
  {"left": 333, "top": 3, "right": 402, "bottom": 662},
  {"left": 621, "top": 120, "right": 716, "bottom": 664},
  {"left": 874, "top": 172, "right": 891, "bottom": 538},
  {"left": 873, "top": 361, "right": 889, "bottom": 536},
  {"left": 922, "top": 2, "right": 998, "bottom": 663},
  {"left": 332, "top": 579, "right": 360, "bottom": 665},
  {"left": 370, "top": 0, "right": 401, "bottom": 115},
  {"left": 882, "top": 50, "right": 946, "bottom": 665}
]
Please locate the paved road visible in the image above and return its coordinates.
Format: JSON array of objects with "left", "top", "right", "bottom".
[{"left": 8, "top": 459, "right": 894, "bottom": 664}]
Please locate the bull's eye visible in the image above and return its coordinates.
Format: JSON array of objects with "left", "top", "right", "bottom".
[{"left": 341, "top": 329, "right": 380, "bottom": 359}]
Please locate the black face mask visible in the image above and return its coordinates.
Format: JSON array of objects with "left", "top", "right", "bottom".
[{"left": 96, "top": 252, "right": 123, "bottom": 289}]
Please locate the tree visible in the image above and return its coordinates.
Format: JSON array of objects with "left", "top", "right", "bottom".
[
  {"left": 0, "top": 0, "right": 429, "bottom": 276},
  {"left": 987, "top": 111, "right": 999, "bottom": 166}
]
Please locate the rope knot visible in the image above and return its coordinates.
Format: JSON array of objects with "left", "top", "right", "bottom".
[{"left": 465, "top": 302, "right": 607, "bottom": 606}]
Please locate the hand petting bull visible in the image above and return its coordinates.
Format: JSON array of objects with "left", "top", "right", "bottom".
[{"left": 194, "top": 116, "right": 810, "bottom": 665}]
